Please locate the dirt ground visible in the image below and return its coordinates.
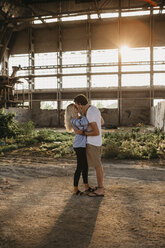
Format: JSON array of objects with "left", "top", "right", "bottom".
[{"left": 0, "top": 155, "right": 165, "bottom": 248}]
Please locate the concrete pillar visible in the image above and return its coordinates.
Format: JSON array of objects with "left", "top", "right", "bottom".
[{"left": 32, "top": 101, "right": 40, "bottom": 112}]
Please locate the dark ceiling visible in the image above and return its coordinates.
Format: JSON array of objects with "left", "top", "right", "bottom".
[{"left": 0, "top": 0, "right": 165, "bottom": 22}]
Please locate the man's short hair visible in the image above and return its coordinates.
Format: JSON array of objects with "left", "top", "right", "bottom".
[{"left": 74, "top": 94, "right": 88, "bottom": 105}]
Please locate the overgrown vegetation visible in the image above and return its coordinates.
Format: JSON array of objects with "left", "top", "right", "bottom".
[
  {"left": 0, "top": 110, "right": 164, "bottom": 160},
  {"left": 102, "top": 127, "right": 165, "bottom": 159},
  {"left": 0, "top": 109, "right": 18, "bottom": 142}
]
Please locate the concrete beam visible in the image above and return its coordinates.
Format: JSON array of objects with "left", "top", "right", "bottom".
[{"left": 15, "top": 87, "right": 165, "bottom": 101}]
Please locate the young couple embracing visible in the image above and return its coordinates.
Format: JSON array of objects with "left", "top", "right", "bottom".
[{"left": 65, "top": 94, "right": 104, "bottom": 197}]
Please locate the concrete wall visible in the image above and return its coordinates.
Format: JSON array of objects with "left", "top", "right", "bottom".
[
  {"left": 121, "top": 99, "right": 150, "bottom": 126},
  {"left": 30, "top": 101, "right": 57, "bottom": 127},
  {"left": 4, "top": 98, "right": 152, "bottom": 128},
  {"left": 5, "top": 108, "right": 32, "bottom": 123},
  {"left": 4, "top": 107, "right": 59, "bottom": 127},
  {"left": 100, "top": 108, "right": 118, "bottom": 127},
  {"left": 4, "top": 100, "right": 152, "bottom": 128},
  {"left": 4, "top": 105, "right": 119, "bottom": 128},
  {"left": 32, "top": 108, "right": 119, "bottom": 128},
  {"left": 151, "top": 101, "right": 165, "bottom": 132},
  {"left": 32, "top": 109, "right": 59, "bottom": 127}
]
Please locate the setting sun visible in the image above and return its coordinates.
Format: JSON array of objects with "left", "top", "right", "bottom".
[{"left": 120, "top": 45, "right": 130, "bottom": 57}]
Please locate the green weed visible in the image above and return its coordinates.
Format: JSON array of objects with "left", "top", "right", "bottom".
[
  {"left": 0, "top": 126, "right": 164, "bottom": 160},
  {"left": 102, "top": 128, "right": 165, "bottom": 159}
]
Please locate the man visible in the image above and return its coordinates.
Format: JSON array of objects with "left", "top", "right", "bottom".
[{"left": 74, "top": 94, "right": 104, "bottom": 197}]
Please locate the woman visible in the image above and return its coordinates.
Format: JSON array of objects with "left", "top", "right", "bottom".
[{"left": 64, "top": 103, "right": 93, "bottom": 196}]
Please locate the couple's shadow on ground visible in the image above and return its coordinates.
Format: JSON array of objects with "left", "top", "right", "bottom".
[{"left": 39, "top": 195, "right": 103, "bottom": 248}]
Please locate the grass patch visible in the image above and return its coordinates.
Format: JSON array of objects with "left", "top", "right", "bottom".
[
  {"left": 102, "top": 128, "right": 165, "bottom": 159},
  {"left": 0, "top": 126, "right": 164, "bottom": 160}
]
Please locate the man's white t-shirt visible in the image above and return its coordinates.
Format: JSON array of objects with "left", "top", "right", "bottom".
[{"left": 86, "top": 105, "right": 102, "bottom": 146}]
